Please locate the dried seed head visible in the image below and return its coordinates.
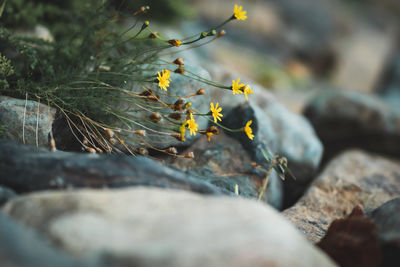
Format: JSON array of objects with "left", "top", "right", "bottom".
[
  {"left": 196, "top": 88, "right": 205, "bottom": 95},
  {"left": 109, "top": 138, "right": 117, "bottom": 145},
  {"left": 172, "top": 99, "right": 185, "bottom": 111},
  {"left": 95, "top": 147, "right": 103, "bottom": 153},
  {"left": 167, "top": 147, "right": 178, "bottom": 155},
  {"left": 168, "top": 113, "right": 182, "bottom": 120},
  {"left": 217, "top": 30, "right": 226, "bottom": 38},
  {"left": 50, "top": 138, "right": 56, "bottom": 152},
  {"left": 138, "top": 147, "right": 148, "bottom": 155},
  {"left": 184, "top": 152, "right": 195, "bottom": 159},
  {"left": 149, "top": 112, "right": 162, "bottom": 122},
  {"left": 207, "top": 126, "right": 219, "bottom": 135},
  {"left": 83, "top": 137, "right": 89, "bottom": 145},
  {"left": 173, "top": 57, "right": 184, "bottom": 66},
  {"left": 149, "top": 32, "right": 158, "bottom": 39},
  {"left": 134, "top": 5, "right": 150, "bottom": 16},
  {"left": 85, "top": 147, "right": 96, "bottom": 154},
  {"left": 135, "top": 130, "right": 146, "bottom": 137},
  {"left": 105, "top": 128, "right": 114, "bottom": 138},
  {"left": 174, "top": 67, "right": 185, "bottom": 74}
]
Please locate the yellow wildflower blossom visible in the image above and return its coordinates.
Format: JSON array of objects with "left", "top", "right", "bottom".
[
  {"left": 157, "top": 69, "right": 171, "bottom": 91},
  {"left": 244, "top": 120, "right": 254, "bottom": 140},
  {"left": 187, "top": 113, "right": 198, "bottom": 136},
  {"left": 206, "top": 132, "right": 213, "bottom": 142},
  {"left": 243, "top": 85, "right": 254, "bottom": 100},
  {"left": 210, "top": 102, "right": 223, "bottom": 123},
  {"left": 233, "top": 5, "right": 247, "bottom": 21},
  {"left": 232, "top": 78, "right": 244, "bottom": 95},
  {"left": 180, "top": 121, "right": 188, "bottom": 141}
]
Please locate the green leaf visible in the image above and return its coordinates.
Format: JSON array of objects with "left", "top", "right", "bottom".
[{"left": 0, "top": 0, "right": 7, "bottom": 18}]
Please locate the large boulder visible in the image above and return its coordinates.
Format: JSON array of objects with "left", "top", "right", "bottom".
[
  {"left": 3, "top": 187, "right": 336, "bottom": 267},
  {"left": 221, "top": 88, "right": 323, "bottom": 207},
  {"left": 304, "top": 89, "right": 400, "bottom": 162},
  {"left": 0, "top": 140, "right": 230, "bottom": 196},
  {"left": 169, "top": 131, "right": 283, "bottom": 209},
  {"left": 283, "top": 150, "right": 400, "bottom": 242},
  {"left": 0, "top": 212, "right": 96, "bottom": 267}
]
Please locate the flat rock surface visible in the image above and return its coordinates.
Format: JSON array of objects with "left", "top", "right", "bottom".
[
  {"left": 283, "top": 150, "right": 400, "bottom": 242},
  {"left": 0, "top": 140, "right": 230, "bottom": 196},
  {"left": 3, "top": 187, "right": 336, "bottom": 267}
]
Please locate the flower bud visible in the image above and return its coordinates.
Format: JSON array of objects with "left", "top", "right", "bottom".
[
  {"left": 149, "top": 112, "right": 162, "bottom": 122},
  {"left": 135, "top": 130, "right": 146, "bottom": 137},
  {"left": 173, "top": 57, "right": 184, "bottom": 66},
  {"left": 196, "top": 88, "right": 205, "bottom": 95},
  {"left": 167, "top": 147, "right": 178, "bottom": 155}
]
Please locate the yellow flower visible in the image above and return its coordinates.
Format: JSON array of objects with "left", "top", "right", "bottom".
[
  {"left": 243, "top": 85, "right": 254, "bottom": 100},
  {"left": 232, "top": 78, "right": 244, "bottom": 95},
  {"left": 157, "top": 69, "right": 171, "bottom": 91},
  {"left": 206, "top": 132, "right": 213, "bottom": 142},
  {"left": 234, "top": 5, "right": 247, "bottom": 21},
  {"left": 244, "top": 120, "right": 254, "bottom": 140},
  {"left": 180, "top": 121, "right": 187, "bottom": 141},
  {"left": 210, "top": 102, "right": 223, "bottom": 123},
  {"left": 187, "top": 113, "right": 198, "bottom": 136}
]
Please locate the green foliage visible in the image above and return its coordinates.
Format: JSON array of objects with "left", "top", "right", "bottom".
[{"left": 0, "top": 51, "right": 14, "bottom": 89}]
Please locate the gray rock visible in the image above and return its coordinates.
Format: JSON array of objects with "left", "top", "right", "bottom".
[
  {"left": 0, "top": 212, "right": 97, "bottom": 267},
  {"left": 304, "top": 89, "right": 400, "bottom": 162},
  {"left": 222, "top": 94, "right": 323, "bottom": 207},
  {"left": 379, "top": 52, "right": 400, "bottom": 108},
  {"left": 283, "top": 150, "right": 400, "bottom": 242},
  {"left": 169, "top": 131, "right": 283, "bottom": 209},
  {"left": 2, "top": 187, "right": 337, "bottom": 267},
  {"left": 0, "top": 140, "right": 231, "bottom": 196},
  {"left": 0, "top": 186, "right": 16, "bottom": 207},
  {"left": 368, "top": 198, "right": 400, "bottom": 266},
  {"left": 0, "top": 96, "right": 56, "bottom": 147}
]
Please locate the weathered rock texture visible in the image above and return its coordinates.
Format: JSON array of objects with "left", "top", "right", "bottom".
[
  {"left": 0, "top": 140, "right": 230, "bottom": 196},
  {"left": 283, "top": 150, "right": 400, "bottom": 242},
  {"left": 3, "top": 187, "right": 337, "bottom": 267},
  {"left": 0, "top": 96, "right": 56, "bottom": 147}
]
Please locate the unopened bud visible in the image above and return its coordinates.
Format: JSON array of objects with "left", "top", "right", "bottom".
[
  {"left": 149, "top": 32, "right": 158, "bottom": 39},
  {"left": 167, "top": 147, "right": 178, "bottom": 155},
  {"left": 173, "top": 57, "right": 184, "bottom": 66},
  {"left": 105, "top": 128, "right": 114, "bottom": 138},
  {"left": 172, "top": 99, "right": 185, "bottom": 111},
  {"left": 138, "top": 148, "right": 148, "bottom": 155},
  {"left": 217, "top": 30, "right": 226, "bottom": 38},
  {"left": 168, "top": 113, "right": 182, "bottom": 120},
  {"left": 174, "top": 67, "right": 185, "bottom": 74},
  {"left": 85, "top": 147, "right": 96, "bottom": 154},
  {"left": 168, "top": 39, "right": 182, "bottom": 47},
  {"left": 149, "top": 112, "right": 162, "bottom": 122},
  {"left": 135, "top": 130, "right": 146, "bottom": 137},
  {"left": 196, "top": 88, "right": 205, "bottom": 95}
]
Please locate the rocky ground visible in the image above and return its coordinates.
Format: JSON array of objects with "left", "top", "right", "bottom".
[{"left": 1, "top": 0, "right": 400, "bottom": 267}]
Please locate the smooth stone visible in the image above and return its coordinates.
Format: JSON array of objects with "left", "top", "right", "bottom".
[
  {"left": 368, "top": 198, "right": 400, "bottom": 266},
  {"left": 0, "top": 140, "right": 231, "bottom": 196},
  {"left": 0, "top": 212, "right": 97, "bottom": 267},
  {"left": 0, "top": 186, "right": 16, "bottom": 207},
  {"left": 304, "top": 89, "right": 400, "bottom": 162},
  {"left": 0, "top": 96, "right": 56, "bottom": 147},
  {"left": 283, "top": 150, "right": 400, "bottom": 242},
  {"left": 222, "top": 98, "right": 323, "bottom": 207},
  {"left": 3, "top": 187, "right": 337, "bottom": 267}
]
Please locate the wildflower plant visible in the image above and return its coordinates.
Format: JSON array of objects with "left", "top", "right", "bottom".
[{"left": 0, "top": 1, "right": 255, "bottom": 158}]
